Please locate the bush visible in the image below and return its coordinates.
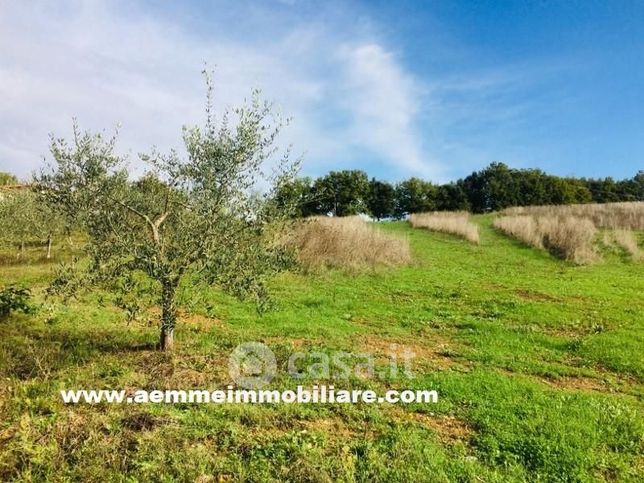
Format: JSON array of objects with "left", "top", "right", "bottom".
[{"left": 0, "top": 285, "right": 34, "bottom": 319}]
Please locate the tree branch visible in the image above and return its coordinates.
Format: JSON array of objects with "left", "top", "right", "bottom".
[{"left": 110, "top": 197, "right": 161, "bottom": 244}]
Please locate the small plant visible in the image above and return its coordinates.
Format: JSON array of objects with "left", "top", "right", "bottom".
[{"left": 0, "top": 285, "right": 34, "bottom": 319}]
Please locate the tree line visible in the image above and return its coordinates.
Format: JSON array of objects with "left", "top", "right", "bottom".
[{"left": 275, "top": 162, "right": 644, "bottom": 219}]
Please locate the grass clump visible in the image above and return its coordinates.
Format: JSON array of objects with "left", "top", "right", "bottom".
[
  {"left": 287, "top": 216, "right": 411, "bottom": 269},
  {"left": 494, "top": 215, "right": 597, "bottom": 264},
  {"left": 409, "top": 211, "right": 480, "bottom": 244}
]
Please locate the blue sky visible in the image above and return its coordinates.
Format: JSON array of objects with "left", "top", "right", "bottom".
[{"left": 1, "top": 0, "right": 642, "bottom": 183}]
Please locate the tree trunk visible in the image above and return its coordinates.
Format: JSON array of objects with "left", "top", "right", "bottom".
[
  {"left": 46, "top": 234, "right": 52, "bottom": 259},
  {"left": 159, "top": 279, "right": 178, "bottom": 351},
  {"left": 160, "top": 326, "right": 175, "bottom": 351}
]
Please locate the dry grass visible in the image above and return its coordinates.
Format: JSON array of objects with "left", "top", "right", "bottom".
[
  {"left": 613, "top": 229, "right": 643, "bottom": 261},
  {"left": 498, "top": 202, "right": 644, "bottom": 263},
  {"left": 494, "top": 215, "right": 597, "bottom": 264},
  {"left": 494, "top": 215, "right": 543, "bottom": 249},
  {"left": 502, "top": 201, "right": 644, "bottom": 230},
  {"left": 409, "top": 211, "right": 480, "bottom": 244},
  {"left": 287, "top": 216, "right": 411, "bottom": 269}
]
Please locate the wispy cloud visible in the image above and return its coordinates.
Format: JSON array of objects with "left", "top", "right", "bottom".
[
  {"left": 337, "top": 44, "right": 443, "bottom": 179},
  {"left": 0, "top": 0, "right": 439, "bottom": 180}
]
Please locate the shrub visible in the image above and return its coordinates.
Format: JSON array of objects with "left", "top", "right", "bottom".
[
  {"left": 287, "top": 216, "right": 411, "bottom": 269},
  {"left": 409, "top": 211, "right": 480, "bottom": 243},
  {"left": 0, "top": 285, "right": 34, "bottom": 319}
]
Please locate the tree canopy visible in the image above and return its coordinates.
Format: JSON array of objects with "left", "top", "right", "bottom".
[
  {"left": 312, "top": 170, "right": 370, "bottom": 216},
  {"left": 0, "top": 171, "right": 19, "bottom": 185},
  {"left": 274, "top": 163, "right": 642, "bottom": 218}
]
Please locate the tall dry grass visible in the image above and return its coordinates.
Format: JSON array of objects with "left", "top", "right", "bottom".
[
  {"left": 502, "top": 201, "right": 644, "bottom": 230},
  {"left": 409, "top": 211, "right": 480, "bottom": 244},
  {"left": 493, "top": 215, "right": 543, "bottom": 249},
  {"left": 287, "top": 216, "right": 411, "bottom": 269},
  {"left": 613, "top": 229, "right": 643, "bottom": 261},
  {"left": 494, "top": 215, "right": 597, "bottom": 264}
]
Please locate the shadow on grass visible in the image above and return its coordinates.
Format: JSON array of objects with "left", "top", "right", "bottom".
[{"left": 0, "top": 319, "right": 159, "bottom": 380}]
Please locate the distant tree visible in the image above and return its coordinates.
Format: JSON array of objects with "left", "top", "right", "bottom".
[
  {"left": 273, "top": 163, "right": 642, "bottom": 220},
  {"left": 612, "top": 172, "right": 644, "bottom": 201},
  {"left": 458, "top": 162, "right": 599, "bottom": 211},
  {"left": 462, "top": 162, "right": 520, "bottom": 212},
  {"left": 514, "top": 169, "right": 550, "bottom": 206},
  {"left": 585, "top": 177, "right": 622, "bottom": 203},
  {"left": 0, "top": 191, "right": 35, "bottom": 255},
  {"left": 0, "top": 190, "right": 63, "bottom": 258},
  {"left": 394, "top": 177, "right": 437, "bottom": 217},
  {"left": 367, "top": 178, "right": 396, "bottom": 220},
  {"left": 314, "top": 170, "right": 370, "bottom": 216},
  {"left": 0, "top": 172, "right": 18, "bottom": 185},
  {"left": 490, "top": 165, "right": 519, "bottom": 209},
  {"left": 435, "top": 182, "right": 470, "bottom": 211},
  {"left": 36, "top": 77, "right": 298, "bottom": 351},
  {"left": 630, "top": 171, "right": 644, "bottom": 201},
  {"left": 547, "top": 177, "right": 592, "bottom": 205},
  {"left": 460, "top": 167, "right": 487, "bottom": 212},
  {"left": 274, "top": 177, "right": 319, "bottom": 217}
]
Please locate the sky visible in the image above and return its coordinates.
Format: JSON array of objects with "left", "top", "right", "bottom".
[{"left": 1, "top": 0, "right": 642, "bottom": 183}]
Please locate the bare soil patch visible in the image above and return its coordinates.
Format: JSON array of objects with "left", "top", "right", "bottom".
[
  {"left": 390, "top": 408, "right": 473, "bottom": 444},
  {"left": 360, "top": 334, "right": 460, "bottom": 369},
  {"left": 298, "top": 417, "right": 357, "bottom": 439},
  {"left": 514, "top": 289, "right": 561, "bottom": 303}
]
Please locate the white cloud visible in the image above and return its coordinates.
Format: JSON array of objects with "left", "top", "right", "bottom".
[
  {"left": 0, "top": 1, "right": 437, "bottom": 180},
  {"left": 337, "top": 43, "right": 443, "bottom": 179}
]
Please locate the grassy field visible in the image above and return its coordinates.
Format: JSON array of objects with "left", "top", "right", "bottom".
[{"left": 1, "top": 216, "right": 643, "bottom": 482}]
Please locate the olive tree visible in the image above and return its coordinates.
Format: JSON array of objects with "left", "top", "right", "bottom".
[
  {"left": 0, "top": 189, "right": 63, "bottom": 259},
  {"left": 0, "top": 171, "right": 19, "bottom": 185},
  {"left": 36, "top": 77, "right": 299, "bottom": 350}
]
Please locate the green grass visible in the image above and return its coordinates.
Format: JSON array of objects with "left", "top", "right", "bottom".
[{"left": 1, "top": 217, "right": 642, "bottom": 481}]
